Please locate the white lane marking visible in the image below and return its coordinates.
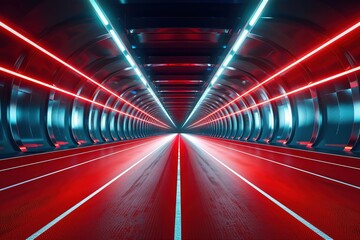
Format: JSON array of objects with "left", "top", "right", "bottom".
[
  {"left": 205, "top": 138, "right": 360, "bottom": 171},
  {"left": 0, "top": 136, "right": 152, "bottom": 161},
  {"left": 0, "top": 138, "right": 153, "bottom": 172},
  {"left": 207, "top": 142, "right": 360, "bottom": 190},
  {"left": 174, "top": 134, "right": 182, "bottom": 240},
  {"left": 0, "top": 141, "right": 151, "bottom": 192},
  {"left": 26, "top": 134, "right": 175, "bottom": 240},
  {"left": 183, "top": 134, "right": 332, "bottom": 240},
  {"left": 202, "top": 136, "right": 360, "bottom": 160}
]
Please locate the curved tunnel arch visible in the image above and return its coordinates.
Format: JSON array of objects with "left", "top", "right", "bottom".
[
  {"left": 188, "top": 3, "right": 360, "bottom": 154},
  {"left": 0, "top": 0, "right": 359, "bottom": 156}
]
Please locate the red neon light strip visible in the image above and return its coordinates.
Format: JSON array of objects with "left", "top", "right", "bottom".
[
  {"left": 0, "top": 66, "right": 169, "bottom": 129},
  {"left": 188, "top": 21, "right": 360, "bottom": 128},
  {"left": 190, "top": 65, "right": 360, "bottom": 128},
  {"left": 0, "top": 21, "right": 170, "bottom": 129}
]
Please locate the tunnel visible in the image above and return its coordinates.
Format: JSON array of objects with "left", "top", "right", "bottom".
[{"left": 0, "top": 0, "right": 359, "bottom": 239}]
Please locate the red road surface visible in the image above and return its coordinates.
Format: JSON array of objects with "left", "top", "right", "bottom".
[
  {"left": 0, "top": 135, "right": 178, "bottom": 239},
  {"left": 181, "top": 135, "right": 360, "bottom": 239},
  {"left": 0, "top": 134, "right": 359, "bottom": 239}
]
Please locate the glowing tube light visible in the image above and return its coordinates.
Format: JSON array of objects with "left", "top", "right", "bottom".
[
  {"left": 232, "top": 29, "right": 249, "bottom": 52},
  {"left": 223, "top": 54, "right": 233, "bottom": 67},
  {"left": 0, "top": 66, "right": 169, "bottom": 129},
  {"left": 0, "top": 21, "right": 170, "bottom": 129},
  {"left": 249, "top": 0, "right": 269, "bottom": 27},
  {"left": 188, "top": 21, "right": 360, "bottom": 128},
  {"left": 190, "top": 65, "right": 360, "bottom": 128},
  {"left": 89, "top": 0, "right": 176, "bottom": 127},
  {"left": 109, "top": 29, "right": 126, "bottom": 52},
  {"left": 125, "top": 54, "right": 135, "bottom": 67},
  {"left": 210, "top": 75, "right": 218, "bottom": 85},
  {"left": 216, "top": 67, "right": 225, "bottom": 77},
  {"left": 90, "top": 0, "right": 109, "bottom": 26},
  {"left": 182, "top": 0, "right": 269, "bottom": 128}
]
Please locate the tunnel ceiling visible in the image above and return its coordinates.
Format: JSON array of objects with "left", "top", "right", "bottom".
[
  {"left": 96, "top": 0, "right": 259, "bottom": 125},
  {"left": 91, "top": 0, "right": 360, "bottom": 126},
  {"left": 1, "top": 0, "right": 358, "bottom": 126},
  {"left": 1, "top": 0, "right": 360, "bottom": 153}
]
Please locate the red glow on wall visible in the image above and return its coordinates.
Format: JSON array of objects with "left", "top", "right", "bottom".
[
  {"left": 0, "top": 20, "right": 170, "bottom": 129},
  {"left": 190, "top": 65, "right": 360, "bottom": 128},
  {"left": 0, "top": 66, "right": 170, "bottom": 129},
  {"left": 187, "top": 21, "right": 360, "bottom": 128}
]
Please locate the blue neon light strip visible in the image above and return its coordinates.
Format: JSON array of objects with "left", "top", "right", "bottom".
[
  {"left": 182, "top": 0, "right": 269, "bottom": 128},
  {"left": 89, "top": 0, "right": 176, "bottom": 127}
]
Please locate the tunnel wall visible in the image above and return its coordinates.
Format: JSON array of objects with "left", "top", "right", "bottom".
[
  {"left": 1, "top": 0, "right": 360, "bottom": 157},
  {"left": 192, "top": 1, "right": 360, "bottom": 155},
  {"left": 0, "top": 0, "right": 167, "bottom": 156},
  {"left": 0, "top": 71, "right": 165, "bottom": 155}
]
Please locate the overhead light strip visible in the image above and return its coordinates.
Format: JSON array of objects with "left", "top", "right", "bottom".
[
  {"left": 187, "top": 20, "right": 360, "bottom": 128},
  {"left": 0, "top": 20, "right": 170, "bottom": 128},
  {"left": 89, "top": 0, "right": 176, "bottom": 127},
  {"left": 249, "top": 0, "right": 269, "bottom": 27},
  {"left": 0, "top": 66, "right": 170, "bottom": 129},
  {"left": 182, "top": 0, "right": 269, "bottom": 128},
  {"left": 190, "top": 65, "right": 360, "bottom": 128}
]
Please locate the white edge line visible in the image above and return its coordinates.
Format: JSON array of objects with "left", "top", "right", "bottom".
[
  {"left": 207, "top": 142, "right": 360, "bottom": 190},
  {"left": 210, "top": 139, "right": 360, "bottom": 171},
  {"left": 183, "top": 135, "right": 332, "bottom": 240},
  {"left": 0, "top": 136, "right": 153, "bottom": 161},
  {"left": 0, "top": 141, "right": 151, "bottom": 192},
  {"left": 27, "top": 134, "right": 175, "bottom": 240},
  {"left": 0, "top": 137, "right": 153, "bottom": 172},
  {"left": 202, "top": 135, "right": 360, "bottom": 160},
  {"left": 174, "top": 134, "right": 182, "bottom": 240}
]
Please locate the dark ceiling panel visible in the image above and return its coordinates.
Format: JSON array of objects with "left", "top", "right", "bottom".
[{"left": 98, "top": 0, "right": 258, "bottom": 124}]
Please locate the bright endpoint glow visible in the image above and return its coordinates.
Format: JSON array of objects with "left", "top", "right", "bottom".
[
  {"left": 190, "top": 65, "right": 360, "bottom": 128},
  {"left": 89, "top": 0, "right": 176, "bottom": 128},
  {"left": 0, "top": 20, "right": 170, "bottom": 129},
  {"left": 0, "top": 66, "right": 169, "bottom": 129},
  {"left": 187, "top": 21, "right": 360, "bottom": 129},
  {"left": 89, "top": 0, "right": 109, "bottom": 26},
  {"left": 182, "top": 0, "right": 269, "bottom": 128},
  {"left": 249, "top": 0, "right": 269, "bottom": 27}
]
